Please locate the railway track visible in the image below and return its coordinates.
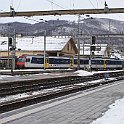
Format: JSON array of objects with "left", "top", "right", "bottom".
[
  {"left": 0, "top": 71, "right": 124, "bottom": 113},
  {"left": 0, "top": 70, "right": 124, "bottom": 97}
]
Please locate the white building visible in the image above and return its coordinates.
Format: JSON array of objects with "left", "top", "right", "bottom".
[
  {"left": 79, "top": 43, "right": 110, "bottom": 58},
  {"left": 0, "top": 36, "right": 78, "bottom": 57}
]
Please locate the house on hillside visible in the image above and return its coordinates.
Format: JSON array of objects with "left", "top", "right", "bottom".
[
  {"left": 0, "top": 36, "right": 78, "bottom": 57},
  {"left": 79, "top": 44, "right": 110, "bottom": 58}
]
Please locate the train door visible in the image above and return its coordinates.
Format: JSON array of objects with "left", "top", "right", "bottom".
[
  {"left": 104, "top": 59, "right": 107, "bottom": 70},
  {"left": 44, "top": 58, "right": 49, "bottom": 69},
  {"left": 70, "top": 56, "right": 74, "bottom": 69}
]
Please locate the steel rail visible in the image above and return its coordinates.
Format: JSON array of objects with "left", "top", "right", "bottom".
[
  {"left": 0, "top": 76, "right": 123, "bottom": 114},
  {"left": 0, "top": 71, "right": 124, "bottom": 97}
]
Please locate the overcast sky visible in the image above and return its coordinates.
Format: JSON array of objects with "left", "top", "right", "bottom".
[{"left": 0, "top": 0, "right": 124, "bottom": 23}]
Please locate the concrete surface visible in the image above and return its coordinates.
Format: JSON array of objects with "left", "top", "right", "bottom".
[{"left": 0, "top": 80, "right": 124, "bottom": 124}]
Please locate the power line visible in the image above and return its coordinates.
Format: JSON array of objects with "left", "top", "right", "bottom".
[
  {"left": 45, "top": 0, "right": 65, "bottom": 9},
  {"left": 88, "top": 0, "right": 96, "bottom": 9},
  {"left": 73, "top": 0, "right": 75, "bottom": 9},
  {"left": 96, "top": 0, "right": 98, "bottom": 8},
  {"left": 16, "top": 0, "right": 22, "bottom": 11},
  {"left": 24, "top": 17, "right": 41, "bottom": 23}
]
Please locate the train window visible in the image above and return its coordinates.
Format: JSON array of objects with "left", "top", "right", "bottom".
[
  {"left": 80, "top": 60, "right": 84, "bottom": 64},
  {"left": 49, "top": 58, "right": 55, "bottom": 64},
  {"left": 91, "top": 60, "right": 96, "bottom": 64},
  {"left": 74, "top": 59, "right": 77, "bottom": 64},
  {"left": 84, "top": 60, "right": 89, "bottom": 64},
  {"left": 97, "top": 60, "right": 104, "bottom": 65},
  {"left": 60, "top": 59, "right": 69, "bottom": 64},
  {"left": 26, "top": 58, "right": 30, "bottom": 62},
  {"left": 31, "top": 57, "right": 44, "bottom": 64}
]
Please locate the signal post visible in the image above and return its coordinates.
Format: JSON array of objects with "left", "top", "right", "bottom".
[
  {"left": 89, "top": 36, "right": 96, "bottom": 72},
  {"left": 8, "top": 31, "right": 16, "bottom": 75}
]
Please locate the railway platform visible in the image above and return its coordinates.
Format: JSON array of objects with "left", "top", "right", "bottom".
[
  {"left": 0, "top": 69, "right": 77, "bottom": 83},
  {"left": 0, "top": 79, "right": 124, "bottom": 124},
  {"left": 0, "top": 69, "right": 123, "bottom": 84}
]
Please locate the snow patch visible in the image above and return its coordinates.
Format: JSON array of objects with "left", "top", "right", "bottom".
[
  {"left": 74, "top": 70, "right": 94, "bottom": 76},
  {"left": 92, "top": 97, "right": 124, "bottom": 124}
]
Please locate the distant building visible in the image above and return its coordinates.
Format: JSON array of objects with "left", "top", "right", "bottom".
[
  {"left": 16, "top": 33, "right": 23, "bottom": 37},
  {"left": 79, "top": 44, "right": 110, "bottom": 58},
  {"left": 0, "top": 36, "right": 78, "bottom": 57}
]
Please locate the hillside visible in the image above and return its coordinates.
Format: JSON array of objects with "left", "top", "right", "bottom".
[{"left": 0, "top": 18, "right": 124, "bottom": 54}]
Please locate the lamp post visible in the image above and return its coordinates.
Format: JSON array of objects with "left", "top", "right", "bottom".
[
  {"left": 44, "top": 30, "right": 46, "bottom": 70},
  {"left": 77, "top": 15, "right": 94, "bottom": 70},
  {"left": 77, "top": 14, "right": 80, "bottom": 70}
]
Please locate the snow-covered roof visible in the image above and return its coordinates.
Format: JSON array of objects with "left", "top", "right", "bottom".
[
  {"left": 0, "top": 36, "right": 71, "bottom": 51},
  {"left": 79, "top": 44, "right": 108, "bottom": 56},
  {"left": 111, "top": 52, "right": 124, "bottom": 60}
]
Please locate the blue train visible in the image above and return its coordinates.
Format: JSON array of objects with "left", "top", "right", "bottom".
[{"left": 16, "top": 54, "right": 124, "bottom": 70}]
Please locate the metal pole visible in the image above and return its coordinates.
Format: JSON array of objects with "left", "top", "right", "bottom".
[
  {"left": 89, "top": 49, "right": 91, "bottom": 72},
  {"left": 83, "top": 39, "right": 85, "bottom": 56},
  {"left": 44, "top": 30, "right": 46, "bottom": 70},
  {"left": 13, "top": 29, "right": 16, "bottom": 70},
  {"left": 7, "top": 24, "right": 10, "bottom": 69},
  {"left": 89, "top": 37, "right": 92, "bottom": 72},
  {"left": 77, "top": 14, "right": 80, "bottom": 70},
  {"left": 108, "top": 19, "right": 112, "bottom": 49},
  {"left": 11, "top": 29, "right": 16, "bottom": 75},
  {"left": 11, "top": 44, "right": 14, "bottom": 76}
]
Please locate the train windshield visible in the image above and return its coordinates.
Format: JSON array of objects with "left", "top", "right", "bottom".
[{"left": 18, "top": 58, "right": 26, "bottom": 62}]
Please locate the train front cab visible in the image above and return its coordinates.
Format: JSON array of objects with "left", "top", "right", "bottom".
[{"left": 16, "top": 56, "right": 26, "bottom": 69}]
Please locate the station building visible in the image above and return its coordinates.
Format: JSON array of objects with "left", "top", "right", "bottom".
[
  {"left": 0, "top": 36, "right": 78, "bottom": 57},
  {"left": 0, "top": 36, "right": 110, "bottom": 58}
]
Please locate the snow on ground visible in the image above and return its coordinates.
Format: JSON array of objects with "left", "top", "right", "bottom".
[
  {"left": 0, "top": 86, "right": 67, "bottom": 104},
  {"left": 0, "top": 69, "right": 122, "bottom": 104},
  {"left": 74, "top": 69, "right": 123, "bottom": 77},
  {"left": 91, "top": 97, "right": 124, "bottom": 124},
  {"left": 74, "top": 70, "right": 94, "bottom": 76},
  {"left": 0, "top": 75, "right": 13, "bottom": 79}
]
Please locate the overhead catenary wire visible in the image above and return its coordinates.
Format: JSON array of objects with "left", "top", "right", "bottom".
[
  {"left": 16, "top": 0, "right": 22, "bottom": 11},
  {"left": 24, "top": 17, "right": 42, "bottom": 23},
  {"left": 88, "top": 0, "right": 96, "bottom": 9},
  {"left": 45, "top": 0, "right": 65, "bottom": 9}
]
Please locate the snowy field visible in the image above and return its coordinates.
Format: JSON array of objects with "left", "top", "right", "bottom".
[{"left": 91, "top": 97, "right": 124, "bottom": 124}]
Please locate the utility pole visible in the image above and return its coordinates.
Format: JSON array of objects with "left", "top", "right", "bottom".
[
  {"left": 89, "top": 36, "right": 96, "bottom": 72},
  {"left": 44, "top": 30, "right": 46, "bottom": 70},
  {"left": 77, "top": 14, "right": 80, "bottom": 70}
]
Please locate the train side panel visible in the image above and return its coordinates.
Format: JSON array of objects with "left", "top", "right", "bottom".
[{"left": 49, "top": 57, "right": 70, "bottom": 69}]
